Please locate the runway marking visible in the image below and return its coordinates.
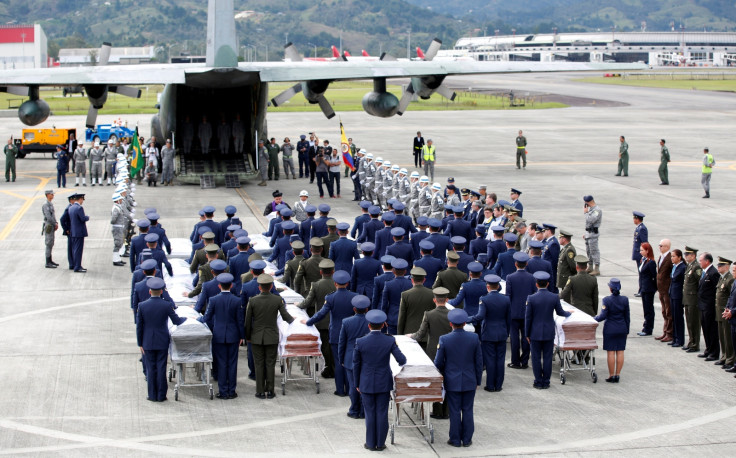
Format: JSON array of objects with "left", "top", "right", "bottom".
[
  {"left": 235, "top": 187, "right": 268, "bottom": 230},
  {"left": 0, "top": 175, "right": 56, "bottom": 241},
  {"left": 427, "top": 160, "right": 735, "bottom": 168},
  {"left": 0, "top": 297, "right": 128, "bottom": 324}
]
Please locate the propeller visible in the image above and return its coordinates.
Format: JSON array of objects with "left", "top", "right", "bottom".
[
  {"left": 84, "top": 42, "right": 141, "bottom": 128},
  {"left": 397, "top": 38, "right": 456, "bottom": 116},
  {"left": 316, "top": 95, "right": 335, "bottom": 119},
  {"left": 270, "top": 83, "right": 302, "bottom": 107},
  {"left": 271, "top": 43, "right": 335, "bottom": 119},
  {"left": 422, "top": 38, "right": 442, "bottom": 61},
  {"left": 396, "top": 84, "right": 415, "bottom": 116}
]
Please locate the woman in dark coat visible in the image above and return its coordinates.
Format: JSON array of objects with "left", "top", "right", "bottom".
[
  {"left": 637, "top": 242, "right": 657, "bottom": 336},
  {"left": 595, "top": 278, "right": 631, "bottom": 383}
]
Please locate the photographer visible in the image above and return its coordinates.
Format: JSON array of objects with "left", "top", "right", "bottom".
[
  {"left": 327, "top": 142, "right": 342, "bottom": 198},
  {"left": 313, "top": 144, "right": 333, "bottom": 198}
]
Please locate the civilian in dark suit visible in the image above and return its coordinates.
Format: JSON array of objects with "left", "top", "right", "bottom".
[
  {"left": 471, "top": 275, "right": 510, "bottom": 392},
  {"left": 637, "top": 242, "right": 658, "bottom": 336},
  {"left": 595, "top": 278, "right": 630, "bottom": 382},
  {"left": 669, "top": 249, "right": 687, "bottom": 347},
  {"left": 698, "top": 253, "right": 720, "bottom": 360},
  {"left": 136, "top": 278, "right": 186, "bottom": 401},
  {"left": 353, "top": 310, "right": 407, "bottom": 451},
  {"left": 506, "top": 252, "right": 536, "bottom": 368},
  {"left": 656, "top": 240, "right": 674, "bottom": 341},
  {"left": 412, "top": 131, "right": 424, "bottom": 168},
  {"left": 68, "top": 194, "right": 89, "bottom": 272},
  {"left": 434, "top": 309, "right": 483, "bottom": 448},
  {"left": 338, "top": 296, "right": 371, "bottom": 418}
]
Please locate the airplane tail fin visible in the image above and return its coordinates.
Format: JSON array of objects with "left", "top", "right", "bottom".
[
  {"left": 416, "top": 47, "right": 425, "bottom": 59},
  {"left": 331, "top": 46, "right": 340, "bottom": 58},
  {"left": 206, "top": 0, "right": 238, "bottom": 67},
  {"left": 344, "top": 50, "right": 352, "bottom": 57},
  {"left": 362, "top": 50, "right": 370, "bottom": 57}
]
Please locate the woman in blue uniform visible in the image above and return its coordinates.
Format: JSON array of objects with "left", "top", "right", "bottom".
[{"left": 595, "top": 278, "right": 630, "bottom": 383}]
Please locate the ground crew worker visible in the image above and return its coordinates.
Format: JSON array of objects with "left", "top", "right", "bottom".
[
  {"left": 422, "top": 139, "right": 436, "bottom": 181},
  {"left": 111, "top": 193, "right": 128, "bottom": 267},
  {"left": 701, "top": 147, "right": 715, "bottom": 198},
  {"left": 557, "top": 229, "right": 577, "bottom": 288},
  {"left": 4, "top": 138, "right": 17, "bottom": 182},
  {"left": 560, "top": 254, "right": 599, "bottom": 316},
  {"left": 199, "top": 116, "right": 212, "bottom": 154},
  {"left": 42, "top": 190, "right": 58, "bottom": 268},
  {"left": 515, "top": 130, "right": 527, "bottom": 170},
  {"left": 659, "top": 139, "right": 670, "bottom": 185},
  {"left": 616, "top": 135, "right": 629, "bottom": 177},
  {"left": 73, "top": 142, "right": 88, "bottom": 186},
  {"left": 90, "top": 142, "right": 104, "bottom": 186},
  {"left": 160, "top": 139, "right": 175, "bottom": 185},
  {"left": 583, "top": 195, "right": 602, "bottom": 276},
  {"left": 266, "top": 137, "right": 280, "bottom": 180}
]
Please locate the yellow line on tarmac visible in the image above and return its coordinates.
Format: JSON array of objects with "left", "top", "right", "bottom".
[{"left": 0, "top": 176, "right": 54, "bottom": 241}]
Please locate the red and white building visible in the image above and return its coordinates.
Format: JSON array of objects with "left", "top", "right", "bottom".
[{"left": 0, "top": 24, "right": 48, "bottom": 69}]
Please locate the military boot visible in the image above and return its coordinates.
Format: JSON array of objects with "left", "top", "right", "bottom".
[
  {"left": 45, "top": 257, "right": 57, "bottom": 269},
  {"left": 258, "top": 181, "right": 267, "bottom": 186},
  {"left": 50, "top": 257, "right": 59, "bottom": 267},
  {"left": 590, "top": 264, "right": 600, "bottom": 276},
  {"left": 586, "top": 262, "right": 593, "bottom": 273}
]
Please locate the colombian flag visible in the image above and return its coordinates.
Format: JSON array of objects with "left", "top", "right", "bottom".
[
  {"left": 129, "top": 128, "right": 143, "bottom": 178},
  {"left": 340, "top": 121, "right": 355, "bottom": 171}
]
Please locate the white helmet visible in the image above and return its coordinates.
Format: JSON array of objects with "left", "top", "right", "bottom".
[
  {"left": 431, "top": 182, "right": 442, "bottom": 191},
  {"left": 375, "top": 156, "right": 383, "bottom": 164},
  {"left": 410, "top": 171, "right": 420, "bottom": 179},
  {"left": 299, "top": 190, "right": 309, "bottom": 197},
  {"left": 383, "top": 160, "right": 391, "bottom": 168},
  {"left": 365, "top": 153, "right": 373, "bottom": 160},
  {"left": 111, "top": 193, "right": 123, "bottom": 202},
  {"left": 399, "top": 168, "right": 408, "bottom": 175},
  {"left": 420, "top": 175, "right": 429, "bottom": 183},
  {"left": 358, "top": 149, "right": 367, "bottom": 155},
  {"left": 391, "top": 164, "right": 400, "bottom": 172}
]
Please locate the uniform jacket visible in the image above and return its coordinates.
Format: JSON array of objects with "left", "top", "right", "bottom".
[
  {"left": 351, "top": 256, "right": 383, "bottom": 298},
  {"left": 426, "top": 232, "right": 451, "bottom": 265},
  {"left": 557, "top": 244, "right": 577, "bottom": 288},
  {"left": 309, "top": 216, "right": 329, "bottom": 239},
  {"left": 357, "top": 218, "right": 383, "bottom": 244},
  {"left": 472, "top": 290, "right": 511, "bottom": 342},
  {"left": 386, "top": 240, "right": 414, "bottom": 268},
  {"left": 129, "top": 234, "right": 148, "bottom": 272},
  {"left": 393, "top": 214, "right": 417, "bottom": 235},
  {"left": 329, "top": 237, "right": 360, "bottom": 272},
  {"left": 194, "top": 277, "right": 223, "bottom": 315},
  {"left": 683, "top": 260, "right": 703, "bottom": 307},
  {"left": 199, "top": 219, "right": 223, "bottom": 246},
  {"left": 200, "top": 291, "right": 245, "bottom": 343},
  {"left": 506, "top": 269, "right": 536, "bottom": 320},
  {"left": 132, "top": 276, "right": 174, "bottom": 319},
  {"left": 372, "top": 226, "right": 394, "bottom": 260},
  {"left": 372, "top": 271, "right": 395, "bottom": 309},
  {"left": 715, "top": 272, "right": 734, "bottom": 320},
  {"left": 560, "top": 271, "right": 599, "bottom": 316},
  {"left": 669, "top": 262, "right": 686, "bottom": 301},
  {"left": 412, "top": 306, "right": 451, "bottom": 360},
  {"left": 299, "top": 277, "right": 336, "bottom": 329},
  {"left": 448, "top": 278, "right": 487, "bottom": 317},
  {"left": 433, "top": 267, "right": 467, "bottom": 299},
  {"left": 397, "top": 284, "right": 434, "bottom": 335},
  {"left": 294, "top": 254, "right": 324, "bottom": 296},
  {"left": 338, "top": 313, "right": 370, "bottom": 369},
  {"left": 353, "top": 331, "right": 406, "bottom": 393},
  {"left": 321, "top": 232, "right": 339, "bottom": 257},
  {"left": 527, "top": 256, "right": 554, "bottom": 291},
  {"left": 410, "top": 231, "right": 430, "bottom": 260},
  {"left": 283, "top": 254, "right": 304, "bottom": 289},
  {"left": 444, "top": 218, "right": 472, "bottom": 249},
  {"left": 307, "top": 288, "right": 358, "bottom": 343},
  {"left": 148, "top": 225, "right": 172, "bottom": 254},
  {"left": 351, "top": 213, "right": 370, "bottom": 239},
  {"left": 595, "top": 294, "right": 630, "bottom": 336},
  {"left": 525, "top": 289, "right": 571, "bottom": 341},
  {"left": 414, "top": 255, "right": 443, "bottom": 288},
  {"left": 268, "top": 236, "right": 292, "bottom": 270},
  {"left": 542, "top": 236, "right": 560, "bottom": 278},
  {"left": 492, "top": 248, "right": 517, "bottom": 281},
  {"left": 456, "top": 251, "right": 474, "bottom": 275},
  {"left": 632, "top": 223, "right": 648, "bottom": 262},
  {"left": 136, "top": 297, "right": 185, "bottom": 350},
  {"left": 69, "top": 203, "right": 89, "bottom": 237},
  {"left": 245, "top": 292, "right": 294, "bottom": 345},
  {"left": 228, "top": 251, "right": 251, "bottom": 291},
  {"left": 381, "top": 276, "right": 413, "bottom": 327},
  {"left": 60, "top": 204, "right": 71, "bottom": 237},
  {"left": 469, "top": 236, "right": 488, "bottom": 260},
  {"left": 434, "top": 329, "right": 483, "bottom": 391},
  {"left": 486, "top": 239, "right": 506, "bottom": 269}
]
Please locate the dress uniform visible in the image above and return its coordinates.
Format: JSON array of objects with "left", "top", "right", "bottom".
[
  {"left": 306, "top": 271, "right": 357, "bottom": 396},
  {"left": 111, "top": 194, "right": 128, "bottom": 266},
  {"left": 491, "top": 233, "right": 518, "bottom": 280},
  {"left": 385, "top": 227, "right": 414, "bottom": 268},
  {"left": 338, "top": 296, "right": 371, "bottom": 418},
  {"left": 229, "top": 238, "right": 254, "bottom": 291},
  {"left": 350, "top": 243, "right": 383, "bottom": 299},
  {"left": 372, "top": 159, "right": 385, "bottom": 208},
  {"left": 268, "top": 221, "right": 296, "bottom": 271},
  {"left": 429, "top": 183, "right": 444, "bottom": 220},
  {"left": 410, "top": 220, "right": 430, "bottom": 259},
  {"left": 445, "top": 208, "right": 473, "bottom": 247},
  {"left": 299, "top": 205, "right": 317, "bottom": 247},
  {"left": 219, "top": 206, "right": 239, "bottom": 237},
  {"left": 246, "top": 274, "right": 295, "bottom": 397},
  {"left": 583, "top": 195, "right": 602, "bottom": 275},
  {"left": 683, "top": 247, "right": 702, "bottom": 352},
  {"left": 397, "top": 268, "right": 435, "bottom": 336},
  {"left": 329, "top": 224, "right": 360, "bottom": 272},
  {"left": 426, "top": 220, "right": 451, "bottom": 265},
  {"left": 434, "top": 309, "right": 483, "bottom": 448},
  {"left": 560, "top": 255, "right": 599, "bottom": 317},
  {"left": 131, "top": 266, "right": 175, "bottom": 322},
  {"left": 351, "top": 202, "right": 371, "bottom": 239},
  {"left": 527, "top": 241, "right": 554, "bottom": 290},
  {"left": 452, "top": 238, "right": 474, "bottom": 274},
  {"left": 594, "top": 279, "right": 631, "bottom": 382},
  {"left": 364, "top": 154, "right": 376, "bottom": 203},
  {"left": 372, "top": 213, "right": 396, "bottom": 260},
  {"left": 669, "top": 257, "right": 687, "bottom": 347},
  {"left": 414, "top": 241, "right": 443, "bottom": 287},
  {"left": 525, "top": 272, "right": 571, "bottom": 388},
  {"left": 147, "top": 215, "right": 172, "bottom": 255},
  {"left": 136, "top": 277, "right": 186, "bottom": 401},
  {"left": 199, "top": 206, "right": 224, "bottom": 245},
  {"left": 357, "top": 207, "right": 383, "bottom": 244},
  {"left": 299, "top": 259, "right": 337, "bottom": 376},
  {"left": 380, "top": 259, "right": 413, "bottom": 334},
  {"left": 42, "top": 190, "right": 58, "bottom": 268},
  {"left": 449, "top": 262, "right": 488, "bottom": 318},
  {"left": 469, "top": 226, "right": 489, "bottom": 260},
  {"left": 354, "top": 310, "right": 406, "bottom": 450},
  {"left": 506, "top": 252, "right": 535, "bottom": 368},
  {"left": 282, "top": 241, "right": 305, "bottom": 289},
  {"left": 321, "top": 220, "right": 340, "bottom": 256},
  {"left": 715, "top": 258, "right": 734, "bottom": 367},
  {"left": 417, "top": 179, "right": 433, "bottom": 218},
  {"left": 310, "top": 205, "right": 332, "bottom": 238},
  {"left": 68, "top": 194, "right": 89, "bottom": 272},
  {"left": 485, "top": 226, "right": 507, "bottom": 269},
  {"left": 194, "top": 260, "right": 229, "bottom": 316},
  {"left": 372, "top": 256, "right": 396, "bottom": 309},
  {"left": 199, "top": 274, "right": 244, "bottom": 399},
  {"left": 143, "top": 234, "right": 173, "bottom": 277},
  {"left": 509, "top": 188, "right": 524, "bottom": 217},
  {"left": 631, "top": 212, "right": 648, "bottom": 273},
  {"left": 59, "top": 195, "right": 74, "bottom": 269},
  {"left": 541, "top": 224, "right": 560, "bottom": 292},
  {"left": 557, "top": 230, "right": 577, "bottom": 289},
  {"left": 471, "top": 275, "right": 511, "bottom": 391},
  {"left": 392, "top": 204, "right": 417, "bottom": 235},
  {"left": 293, "top": 238, "right": 325, "bottom": 296},
  {"left": 433, "top": 251, "right": 467, "bottom": 299}
]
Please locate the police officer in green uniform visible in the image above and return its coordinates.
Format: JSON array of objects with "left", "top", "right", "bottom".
[
  {"left": 682, "top": 246, "right": 702, "bottom": 352},
  {"left": 294, "top": 238, "right": 325, "bottom": 296},
  {"left": 715, "top": 257, "right": 734, "bottom": 368},
  {"left": 298, "top": 258, "right": 337, "bottom": 378},
  {"left": 245, "top": 274, "right": 295, "bottom": 398},
  {"left": 282, "top": 240, "right": 305, "bottom": 288},
  {"left": 397, "top": 267, "right": 435, "bottom": 338},
  {"left": 515, "top": 130, "right": 527, "bottom": 170},
  {"left": 658, "top": 139, "right": 670, "bottom": 185},
  {"left": 4, "top": 138, "right": 18, "bottom": 182},
  {"left": 433, "top": 251, "right": 467, "bottom": 299},
  {"left": 321, "top": 219, "right": 339, "bottom": 256},
  {"left": 616, "top": 135, "right": 629, "bottom": 177},
  {"left": 557, "top": 229, "right": 577, "bottom": 289},
  {"left": 559, "top": 255, "right": 599, "bottom": 317}
]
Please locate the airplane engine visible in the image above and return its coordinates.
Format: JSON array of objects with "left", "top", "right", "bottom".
[
  {"left": 302, "top": 80, "right": 330, "bottom": 103},
  {"left": 362, "top": 91, "right": 399, "bottom": 118},
  {"left": 410, "top": 75, "right": 446, "bottom": 99},
  {"left": 18, "top": 99, "right": 50, "bottom": 126},
  {"left": 85, "top": 85, "right": 109, "bottom": 109}
]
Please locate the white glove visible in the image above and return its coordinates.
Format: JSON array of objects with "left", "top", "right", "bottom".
[{"left": 132, "top": 201, "right": 137, "bottom": 206}]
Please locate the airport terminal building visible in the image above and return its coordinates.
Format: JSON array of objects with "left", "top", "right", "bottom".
[
  {"left": 0, "top": 24, "right": 48, "bottom": 69},
  {"left": 449, "top": 31, "right": 736, "bottom": 66}
]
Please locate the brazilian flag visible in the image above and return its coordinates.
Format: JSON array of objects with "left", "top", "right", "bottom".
[{"left": 129, "top": 128, "right": 143, "bottom": 178}]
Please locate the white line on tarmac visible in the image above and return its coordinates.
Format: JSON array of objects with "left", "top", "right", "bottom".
[{"left": 0, "top": 297, "right": 128, "bottom": 324}]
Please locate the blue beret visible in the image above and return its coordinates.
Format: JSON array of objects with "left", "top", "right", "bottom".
[
  {"left": 419, "top": 240, "right": 435, "bottom": 250},
  {"left": 144, "top": 233, "right": 159, "bottom": 242},
  {"left": 352, "top": 295, "right": 371, "bottom": 310},
  {"left": 197, "top": 226, "right": 210, "bottom": 235},
  {"left": 336, "top": 222, "right": 350, "bottom": 231},
  {"left": 366, "top": 309, "right": 387, "bottom": 325},
  {"left": 210, "top": 259, "right": 227, "bottom": 272},
  {"left": 468, "top": 261, "right": 483, "bottom": 273},
  {"left": 359, "top": 200, "right": 372, "bottom": 209},
  {"left": 280, "top": 208, "right": 293, "bottom": 217},
  {"left": 608, "top": 278, "right": 622, "bottom": 290},
  {"left": 633, "top": 211, "right": 645, "bottom": 219},
  {"left": 333, "top": 270, "right": 350, "bottom": 284},
  {"left": 234, "top": 229, "right": 248, "bottom": 237},
  {"left": 583, "top": 195, "right": 594, "bottom": 202},
  {"left": 144, "top": 207, "right": 157, "bottom": 215},
  {"left": 236, "top": 236, "right": 251, "bottom": 244},
  {"left": 140, "top": 259, "right": 157, "bottom": 270},
  {"left": 475, "top": 225, "right": 486, "bottom": 234},
  {"left": 281, "top": 221, "right": 296, "bottom": 231},
  {"left": 513, "top": 252, "right": 530, "bottom": 262},
  {"left": 416, "top": 216, "right": 429, "bottom": 226},
  {"left": 390, "top": 227, "right": 406, "bottom": 237},
  {"left": 391, "top": 258, "right": 409, "bottom": 269},
  {"left": 368, "top": 206, "right": 381, "bottom": 216},
  {"left": 361, "top": 242, "right": 376, "bottom": 252},
  {"left": 318, "top": 204, "right": 331, "bottom": 213},
  {"left": 225, "top": 205, "right": 237, "bottom": 214},
  {"left": 529, "top": 240, "right": 544, "bottom": 249},
  {"left": 448, "top": 308, "right": 468, "bottom": 325},
  {"left": 427, "top": 218, "right": 441, "bottom": 228},
  {"left": 198, "top": 209, "right": 205, "bottom": 217},
  {"left": 393, "top": 202, "right": 405, "bottom": 211},
  {"left": 305, "top": 205, "right": 317, "bottom": 213},
  {"left": 203, "top": 206, "right": 215, "bottom": 213},
  {"left": 146, "top": 277, "right": 165, "bottom": 290},
  {"left": 226, "top": 224, "right": 240, "bottom": 232},
  {"left": 450, "top": 236, "right": 467, "bottom": 245},
  {"left": 533, "top": 271, "right": 550, "bottom": 281},
  {"left": 380, "top": 255, "right": 396, "bottom": 264},
  {"left": 491, "top": 225, "right": 505, "bottom": 233},
  {"left": 217, "top": 273, "right": 234, "bottom": 283},
  {"left": 503, "top": 233, "right": 518, "bottom": 242},
  {"left": 136, "top": 219, "right": 150, "bottom": 228},
  {"left": 511, "top": 188, "right": 522, "bottom": 195},
  {"left": 250, "top": 260, "right": 267, "bottom": 270},
  {"left": 484, "top": 274, "right": 502, "bottom": 283},
  {"left": 382, "top": 212, "right": 396, "bottom": 222},
  {"left": 147, "top": 213, "right": 160, "bottom": 221}
]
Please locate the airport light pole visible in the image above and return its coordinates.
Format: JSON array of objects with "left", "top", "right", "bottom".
[
  {"left": 407, "top": 28, "right": 411, "bottom": 60},
  {"left": 307, "top": 42, "right": 317, "bottom": 58}
]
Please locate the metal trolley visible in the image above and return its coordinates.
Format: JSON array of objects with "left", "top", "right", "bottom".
[
  {"left": 168, "top": 322, "right": 214, "bottom": 400},
  {"left": 555, "top": 345, "right": 598, "bottom": 384},
  {"left": 389, "top": 396, "right": 439, "bottom": 444},
  {"left": 279, "top": 348, "right": 322, "bottom": 395},
  {"left": 389, "top": 365, "right": 444, "bottom": 444}
]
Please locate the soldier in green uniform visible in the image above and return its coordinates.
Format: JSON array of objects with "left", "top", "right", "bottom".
[
  {"left": 299, "top": 259, "right": 336, "bottom": 378},
  {"left": 682, "top": 246, "right": 702, "bottom": 352},
  {"left": 658, "top": 139, "right": 670, "bottom": 185},
  {"left": 294, "top": 238, "right": 325, "bottom": 296},
  {"left": 283, "top": 241, "right": 305, "bottom": 289},
  {"left": 188, "top": 245, "right": 229, "bottom": 298},
  {"left": 246, "top": 274, "right": 295, "bottom": 399},
  {"left": 515, "top": 130, "right": 527, "bottom": 170},
  {"left": 433, "top": 251, "right": 467, "bottom": 299},
  {"left": 190, "top": 232, "right": 224, "bottom": 274},
  {"left": 266, "top": 137, "right": 281, "bottom": 180},
  {"left": 397, "top": 267, "right": 435, "bottom": 339},
  {"left": 240, "top": 253, "right": 264, "bottom": 285},
  {"left": 616, "top": 135, "right": 629, "bottom": 177},
  {"left": 4, "top": 138, "right": 18, "bottom": 182},
  {"left": 321, "top": 219, "right": 339, "bottom": 256},
  {"left": 559, "top": 255, "right": 599, "bottom": 317},
  {"left": 557, "top": 229, "right": 577, "bottom": 289},
  {"left": 42, "top": 190, "right": 59, "bottom": 268},
  {"left": 715, "top": 257, "right": 734, "bottom": 368}
]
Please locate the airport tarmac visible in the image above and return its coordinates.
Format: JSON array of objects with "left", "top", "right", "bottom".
[{"left": 1, "top": 71, "right": 735, "bottom": 456}]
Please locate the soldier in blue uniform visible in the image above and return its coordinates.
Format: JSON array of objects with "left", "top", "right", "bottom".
[
  {"left": 351, "top": 201, "right": 372, "bottom": 239},
  {"left": 509, "top": 188, "right": 524, "bottom": 217},
  {"left": 594, "top": 278, "right": 631, "bottom": 383},
  {"left": 269, "top": 208, "right": 296, "bottom": 245},
  {"left": 304, "top": 270, "right": 357, "bottom": 396},
  {"left": 220, "top": 224, "right": 241, "bottom": 258},
  {"left": 372, "top": 212, "right": 396, "bottom": 260},
  {"left": 632, "top": 211, "right": 648, "bottom": 294},
  {"left": 268, "top": 221, "right": 296, "bottom": 271},
  {"left": 385, "top": 227, "right": 414, "bottom": 268},
  {"left": 350, "top": 242, "right": 382, "bottom": 299},
  {"left": 445, "top": 206, "right": 473, "bottom": 252},
  {"left": 392, "top": 202, "right": 417, "bottom": 235},
  {"left": 525, "top": 271, "right": 572, "bottom": 388},
  {"left": 263, "top": 204, "right": 284, "bottom": 238},
  {"left": 330, "top": 222, "right": 360, "bottom": 272},
  {"left": 353, "top": 310, "right": 407, "bottom": 451},
  {"left": 199, "top": 206, "right": 223, "bottom": 245},
  {"left": 492, "top": 233, "right": 519, "bottom": 280},
  {"left": 410, "top": 216, "right": 430, "bottom": 259},
  {"left": 59, "top": 194, "right": 76, "bottom": 270},
  {"left": 434, "top": 309, "right": 483, "bottom": 447},
  {"left": 471, "top": 275, "right": 510, "bottom": 392},
  {"left": 228, "top": 236, "right": 252, "bottom": 292},
  {"left": 339, "top": 295, "right": 371, "bottom": 418},
  {"left": 299, "top": 205, "right": 317, "bottom": 250},
  {"left": 132, "top": 259, "right": 175, "bottom": 322},
  {"left": 136, "top": 277, "right": 186, "bottom": 401},
  {"left": 469, "top": 225, "right": 488, "bottom": 260},
  {"left": 449, "top": 262, "right": 487, "bottom": 319},
  {"left": 143, "top": 233, "right": 173, "bottom": 276},
  {"left": 426, "top": 218, "right": 451, "bottom": 265},
  {"left": 129, "top": 219, "right": 150, "bottom": 271},
  {"left": 218, "top": 205, "right": 238, "bottom": 237},
  {"left": 309, "top": 204, "right": 331, "bottom": 239},
  {"left": 415, "top": 240, "right": 443, "bottom": 287},
  {"left": 527, "top": 240, "right": 554, "bottom": 291},
  {"left": 147, "top": 213, "right": 172, "bottom": 255},
  {"left": 451, "top": 236, "right": 474, "bottom": 274},
  {"left": 506, "top": 252, "right": 535, "bottom": 369},
  {"left": 485, "top": 226, "right": 507, "bottom": 270},
  {"left": 198, "top": 273, "right": 244, "bottom": 398},
  {"left": 541, "top": 223, "right": 560, "bottom": 292},
  {"left": 381, "top": 258, "right": 412, "bottom": 334},
  {"left": 68, "top": 193, "right": 89, "bottom": 272},
  {"left": 372, "top": 255, "right": 396, "bottom": 308}
]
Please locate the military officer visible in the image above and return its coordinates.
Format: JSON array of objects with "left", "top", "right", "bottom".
[
  {"left": 68, "top": 193, "right": 89, "bottom": 273},
  {"left": 380, "top": 258, "right": 412, "bottom": 335},
  {"left": 59, "top": 194, "right": 75, "bottom": 270},
  {"left": 299, "top": 258, "right": 337, "bottom": 377},
  {"left": 293, "top": 238, "right": 325, "bottom": 296},
  {"left": 372, "top": 212, "right": 396, "bottom": 260},
  {"left": 363, "top": 153, "right": 376, "bottom": 203},
  {"left": 73, "top": 142, "right": 88, "bottom": 186},
  {"left": 417, "top": 176, "right": 432, "bottom": 219},
  {"left": 350, "top": 242, "right": 382, "bottom": 299},
  {"left": 426, "top": 218, "right": 451, "bottom": 265},
  {"left": 658, "top": 139, "right": 670, "bottom": 185},
  {"left": 560, "top": 255, "right": 599, "bottom": 317},
  {"left": 541, "top": 224, "right": 561, "bottom": 292},
  {"left": 188, "top": 245, "right": 222, "bottom": 298},
  {"left": 715, "top": 257, "right": 735, "bottom": 369},
  {"left": 282, "top": 240, "right": 305, "bottom": 289},
  {"left": 449, "top": 262, "right": 488, "bottom": 319},
  {"left": 415, "top": 240, "right": 443, "bottom": 288},
  {"left": 246, "top": 274, "right": 295, "bottom": 398},
  {"left": 615, "top": 135, "right": 630, "bottom": 176},
  {"left": 329, "top": 222, "right": 359, "bottom": 272},
  {"left": 491, "top": 233, "right": 518, "bottom": 280},
  {"left": 407, "top": 172, "right": 421, "bottom": 220},
  {"left": 434, "top": 309, "right": 483, "bottom": 447},
  {"left": 110, "top": 193, "right": 128, "bottom": 266},
  {"left": 506, "top": 252, "right": 535, "bottom": 369},
  {"left": 372, "top": 255, "right": 396, "bottom": 310},
  {"left": 41, "top": 190, "right": 59, "bottom": 268},
  {"left": 385, "top": 227, "right": 414, "bottom": 268},
  {"left": 632, "top": 211, "right": 648, "bottom": 285},
  {"left": 469, "top": 225, "right": 488, "bottom": 260},
  {"left": 445, "top": 206, "right": 473, "bottom": 249},
  {"left": 338, "top": 295, "right": 371, "bottom": 419},
  {"left": 309, "top": 204, "right": 331, "bottom": 239},
  {"left": 557, "top": 229, "right": 577, "bottom": 289},
  {"left": 228, "top": 236, "right": 254, "bottom": 292},
  {"left": 515, "top": 130, "right": 527, "bottom": 170},
  {"left": 582, "top": 195, "right": 602, "bottom": 275},
  {"left": 471, "top": 274, "right": 511, "bottom": 392},
  {"left": 372, "top": 157, "right": 385, "bottom": 208},
  {"left": 353, "top": 310, "right": 407, "bottom": 451},
  {"left": 429, "top": 183, "right": 444, "bottom": 220},
  {"left": 356, "top": 206, "right": 382, "bottom": 244},
  {"left": 4, "top": 137, "right": 17, "bottom": 182},
  {"left": 397, "top": 267, "right": 435, "bottom": 338},
  {"left": 434, "top": 251, "right": 467, "bottom": 299},
  {"left": 509, "top": 188, "right": 524, "bottom": 217},
  {"left": 351, "top": 201, "right": 372, "bottom": 239},
  {"left": 410, "top": 216, "right": 430, "bottom": 259}
]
